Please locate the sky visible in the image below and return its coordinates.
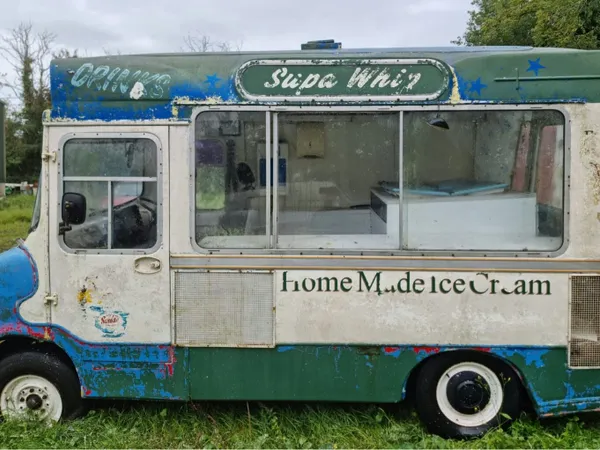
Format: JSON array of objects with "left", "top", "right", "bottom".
[{"left": 0, "top": 0, "right": 473, "bottom": 106}]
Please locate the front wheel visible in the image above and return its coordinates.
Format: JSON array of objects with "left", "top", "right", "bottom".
[
  {"left": 0, "top": 351, "right": 86, "bottom": 423},
  {"left": 414, "top": 352, "right": 522, "bottom": 439}
]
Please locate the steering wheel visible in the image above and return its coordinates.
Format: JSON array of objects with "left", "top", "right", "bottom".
[{"left": 139, "top": 196, "right": 158, "bottom": 225}]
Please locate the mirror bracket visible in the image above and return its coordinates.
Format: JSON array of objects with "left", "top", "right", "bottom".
[{"left": 58, "top": 222, "right": 72, "bottom": 235}]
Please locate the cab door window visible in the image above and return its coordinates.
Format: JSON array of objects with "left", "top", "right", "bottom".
[{"left": 60, "top": 136, "right": 160, "bottom": 251}]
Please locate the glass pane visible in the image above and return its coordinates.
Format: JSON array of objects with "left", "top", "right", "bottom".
[
  {"left": 276, "top": 112, "right": 400, "bottom": 250},
  {"left": 63, "top": 181, "right": 109, "bottom": 249},
  {"left": 402, "top": 109, "right": 564, "bottom": 252},
  {"left": 194, "top": 111, "right": 268, "bottom": 249},
  {"left": 30, "top": 168, "right": 42, "bottom": 232},
  {"left": 112, "top": 181, "right": 158, "bottom": 249},
  {"left": 63, "top": 138, "right": 157, "bottom": 178}
]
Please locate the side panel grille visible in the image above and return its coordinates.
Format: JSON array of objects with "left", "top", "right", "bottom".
[
  {"left": 569, "top": 275, "right": 600, "bottom": 367},
  {"left": 173, "top": 271, "right": 274, "bottom": 347}
]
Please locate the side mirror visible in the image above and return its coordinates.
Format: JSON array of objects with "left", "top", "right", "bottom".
[{"left": 59, "top": 192, "right": 86, "bottom": 235}]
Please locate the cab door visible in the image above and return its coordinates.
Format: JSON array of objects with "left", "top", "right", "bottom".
[{"left": 47, "top": 127, "right": 170, "bottom": 344}]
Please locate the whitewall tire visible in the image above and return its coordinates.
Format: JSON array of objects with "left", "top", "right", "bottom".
[{"left": 414, "top": 352, "right": 522, "bottom": 439}]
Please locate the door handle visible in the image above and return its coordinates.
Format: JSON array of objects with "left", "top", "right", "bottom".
[{"left": 134, "top": 256, "right": 162, "bottom": 274}]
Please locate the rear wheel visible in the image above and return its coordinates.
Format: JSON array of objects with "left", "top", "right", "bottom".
[
  {"left": 0, "top": 351, "right": 85, "bottom": 423},
  {"left": 414, "top": 352, "right": 522, "bottom": 439}
]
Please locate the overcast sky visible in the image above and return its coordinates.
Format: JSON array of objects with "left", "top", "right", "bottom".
[{"left": 0, "top": 0, "right": 473, "bottom": 105}]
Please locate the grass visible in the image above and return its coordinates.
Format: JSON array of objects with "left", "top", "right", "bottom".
[
  {"left": 0, "top": 194, "right": 35, "bottom": 252},
  {"left": 2, "top": 193, "right": 600, "bottom": 448},
  {"left": 1, "top": 401, "right": 600, "bottom": 449}
]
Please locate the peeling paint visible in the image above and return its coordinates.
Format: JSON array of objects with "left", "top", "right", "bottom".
[
  {"left": 448, "top": 66, "right": 462, "bottom": 104},
  {"left": 277, "top": 345, "right": 295, "bottom": 352},
  {"left": 383, "top": 346, "right": 401, "bottom": 358},
  {"left": 77, "top": 287, "right": 92, "bottom": 305},
  {"left": 493, "top": 348, "right": 549, "bottom": 368},
  {"left": 130, "top": 82, "right": 145, "bottom": 99}
]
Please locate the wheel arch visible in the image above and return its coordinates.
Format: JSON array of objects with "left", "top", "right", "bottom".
[
  {"left": 0, "top": 335, "right": 82, "bottom": 387},
  {"left": 402, "top": 349, "right": 536, "bottom": 413}
]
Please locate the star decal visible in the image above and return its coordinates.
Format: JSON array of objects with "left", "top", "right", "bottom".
[
  {"left": 526, "top": 58, "right": 546, "bottom": 76},
  {"left": 204, "top": 73, "right": 221, "bottom": 88},
  {"left": 468, "top": 77, "right": 487, "bottom": 96}
]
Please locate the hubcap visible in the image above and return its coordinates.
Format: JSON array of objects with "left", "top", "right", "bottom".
[
  {"left": 435, "top": 362, "right": 504, "bottom": 427},
  {"left": 445, "top": 370, "right": 492, "bottom": 414},
  {"left": 25, "top": 393, "right": 43, "bottom": 410},
  {"left": 0, "top": 375, "right": 63, "bottom": 423}
]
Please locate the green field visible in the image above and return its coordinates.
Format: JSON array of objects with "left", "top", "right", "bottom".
[
  {"left": 2, "top": 193, "right": 600, "bottom": 448},
  {"left": 0, "top": 194, "right": 36, "bottom": 252}
]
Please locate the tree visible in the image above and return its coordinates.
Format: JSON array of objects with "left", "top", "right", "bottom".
[
  {"left": 0, "top": 22, "right": 55, "bottom": 182},
  {"left": 0, "top": 24, "right": 85, "bottom": 183},
  {"left": 5, "top": 113, "right": 27, "bottom": 183},
  {"left": 453, "top": 0, "right": 600, "bottom": 49},
  {"left": 52, "top": 48, "right": 80, "bottom": 59},
  {"left": 182, "top": 32, "right": 243, "bottom": 52}
]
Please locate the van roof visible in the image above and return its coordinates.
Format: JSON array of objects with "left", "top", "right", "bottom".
[{"left": 48, "top": 46, "right": 600, "bottom": 121}]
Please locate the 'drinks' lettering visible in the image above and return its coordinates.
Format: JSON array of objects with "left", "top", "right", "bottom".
[{"left": 280, "top": 271, "right": 551, "bottom": 296}]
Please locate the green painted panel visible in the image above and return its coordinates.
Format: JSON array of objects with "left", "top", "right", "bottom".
[
  {"left": 188, "top": 346, "right": 413, "bottom": 402},
  {"left": 185, "top": 345, "right": 600, "bottom": 417},
  {"left": 235, "top": 59, "right": 449, "bottom": 101},
  {"left": 70, "top": 343, "right": 600, "bottom": 418},
  {"left": 502, "top": 349, "right": 600, "bottom": 416},
  {"left": 452, "top": 51, "right": 600, "bottom": 102}
]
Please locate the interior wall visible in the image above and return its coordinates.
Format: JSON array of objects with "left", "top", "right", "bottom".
[
  {"left": 276, "top": 114, "right": 399, "bottom": 209},
  {"left": 473, "top": 111, "right": 530, "bottom": 186},
  {"left": 208, "top": 114, "right": 398, "bottom": 211},
  {"left": 402, "top": 112, "right": 475, "bottom": 186}
]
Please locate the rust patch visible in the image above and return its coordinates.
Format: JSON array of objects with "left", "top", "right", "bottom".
[
  {"left": 77, "top": 287, "right": 92, "bottom": 305},
  {"left": 589, "top": 160, "right": 600, "bottom": 206},
  {"left": 356, "top": 346, "right": 380, "bottom": 357}
]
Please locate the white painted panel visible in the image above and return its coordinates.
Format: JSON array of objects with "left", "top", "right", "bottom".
[
  {"left": 562, "top": 103, "right": 600, "bottom": 259},
  {"left": 169, "top": 125, "right": 194, "bottom": 254},
  {"left": 20, "top": 126, "right": 52, "bottom": 324},
  {"left": 20, "top": 125, "right": 172, "bottom": 344},
  {"left": 275, "top": 270, "right": 569, "bottom": 346}
]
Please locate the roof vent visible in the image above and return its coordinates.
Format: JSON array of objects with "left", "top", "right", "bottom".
[{"left": 301, "top": 39, "right": 342, "bottom": 50}]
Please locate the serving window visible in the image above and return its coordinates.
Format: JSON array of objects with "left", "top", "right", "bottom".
[{"left": 193, "top": 108, "right": 565, "bottom": 254}]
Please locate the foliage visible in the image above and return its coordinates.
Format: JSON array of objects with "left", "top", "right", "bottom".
[
  {"left": 5, "top": 115, "right": 27, "bottom": 182},
  {"left": 0, "top": 401, "right": 596, "bottom": 449},
  {"left": 0, "top": 22, "right": 54, "bottom": 184},
  {"left": 453, "top": 0, "right": 600, "bottom": 49},
  {"left": 0, "top": 23, "right": 240, "bottom": 184},
  {"left": 182, "top": 33, "right": 243, "bottom": 52},
  {"left": 0, "top": 194, "right": 34, "bottom": 251}
]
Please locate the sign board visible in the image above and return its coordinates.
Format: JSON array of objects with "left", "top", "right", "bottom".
[
  {"left": 274, "top": 270, "right": 568, "bottom": 346},
  {"left": 235, "top": 58, "right": 450, "bottom": 102}
]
